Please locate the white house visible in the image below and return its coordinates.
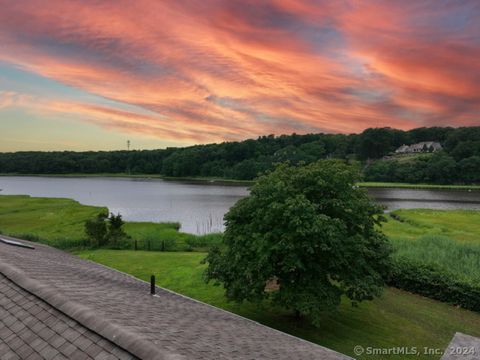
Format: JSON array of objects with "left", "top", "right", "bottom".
[{"left": 395, "top": 141, "right": 442, "bottom": 154}]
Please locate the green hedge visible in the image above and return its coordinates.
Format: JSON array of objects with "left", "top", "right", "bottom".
[{"left": 389, "top": 258, "right": 480, "bottom": 311}]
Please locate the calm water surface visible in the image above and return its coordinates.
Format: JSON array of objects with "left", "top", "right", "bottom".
[{"left": 1, "top": 176, "right": 479, "bottom": 234}]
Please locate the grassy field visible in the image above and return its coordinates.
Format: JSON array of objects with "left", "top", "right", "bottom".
[
  {"left": 2, "top": 195, "right": 478, "bottom": 278},
  {"left": 76, "top": 250, "right": 480, "bottom": 360},
  {"left": 382, "top": 209, "right": 480, "bottom": 244},
  {"left": 1, "top": 195, "right": 478, "bottom": 282},
  {"left": 0, "top": 195, "right": 105, "bottom": 248},
  {"left": 358, "top": 182, "right": 480, "bottom": 190},
  {"left": 124, "top": 221, "right": 222, "bottom": 251},
  {"left": 0, "top": 195, "right": 221, "bottom": 250},
  {"left": 383, "top": 209, "right": 480, "bottom": 288}
]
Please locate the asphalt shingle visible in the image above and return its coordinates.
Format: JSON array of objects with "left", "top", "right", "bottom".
[
  {"left": 0, "top": 236, "right": 352, "bottom": 359},
  {"left": 441, "top": 333, "right": 480, "bottom": 360},
  {"left": 0, "top": 253, "right": 137, "bottom": 360}
]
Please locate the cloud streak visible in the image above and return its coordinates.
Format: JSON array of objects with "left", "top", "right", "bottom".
[{"left": 0, "top": 0, "right": 478, "bottom": 146}]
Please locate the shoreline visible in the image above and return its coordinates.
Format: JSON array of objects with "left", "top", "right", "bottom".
[
  {"left": 356, "top": 182, "right": 480, "bottom": 191},
  {"left": 1, "top": 173, "right": 479, "bottom": 190},
  {"left": 0, "top": 173, "right": 253, "bottom": 186}
]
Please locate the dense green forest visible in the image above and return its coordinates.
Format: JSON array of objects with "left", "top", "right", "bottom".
[{"left": 0, "top": 126, "right": 479, "bottom": 184}]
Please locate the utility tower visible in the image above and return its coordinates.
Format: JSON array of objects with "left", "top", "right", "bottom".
[{"left": 127, "top": 140, "right": 131, "bottom": 151}]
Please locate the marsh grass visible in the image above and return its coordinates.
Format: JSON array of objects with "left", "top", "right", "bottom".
[
  {"left": 383, "top": 209, "right": 480, "bottom": 294},
  {"left": 382, "top": 209, "right": 480, "bottom": 244},
  {"left": 0, "top": 195, "right": 103, "bottom": 249},
  {"left": 0, "top": 195, "right": 222, "bottom": 251},
  {"left": 392, "top": 235, "right": 480, "bottom": 284},
  {"left": 123, "top": 222, "right": 222, "bottom": 251}
]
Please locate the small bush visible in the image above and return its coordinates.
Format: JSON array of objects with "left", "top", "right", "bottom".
[
  {"left": 85, "top": 213, "right": 108, "bottom": 247},
  {"left": 108, "top": 236, "right": 133, "bottom": 250},
  {"left": 85, "top": 213, "right": 130, "bottom": 248},
  {"left": 108, "top": 213, "right": 129, "bottom": 247}
]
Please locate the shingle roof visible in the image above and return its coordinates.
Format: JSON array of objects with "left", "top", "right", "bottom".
[
  {"left": 440, "top": 333, "right": 480, "bottom": 360},
  {"left": 0, "top": 273, "right": 137, "bottom": 360},
  {"left": 0, "top": 236, "right": 352, "bottom": 360}
]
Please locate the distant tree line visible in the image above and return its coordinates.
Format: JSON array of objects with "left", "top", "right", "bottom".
[
  {"left": 0, "top": 126, "right": 479, "bottom": 184},
  {"left": 364, "top": 127, "right": 480, "bottom": 184}
]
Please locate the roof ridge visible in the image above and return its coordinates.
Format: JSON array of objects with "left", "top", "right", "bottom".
[
  {"left": 83, "top": 256, "right": 354, "bottom": 358},
  {"left": 0, "top": 237, "right": 353, "bottom": 359},
  {"left": 0, "top": 257, "right": 176, "bottom": 360}
]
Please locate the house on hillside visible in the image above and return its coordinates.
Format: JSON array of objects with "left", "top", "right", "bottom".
[
  {"left": 395, "top": 141, "right": 442, "bottom": 154},
  {"left": 395, "top": 144, "right": 410, "bottom": 153}
]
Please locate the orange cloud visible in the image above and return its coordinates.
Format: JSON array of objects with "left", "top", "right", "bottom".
[{"left": 0, "top": 0, "right": 478, "bottom": 147}]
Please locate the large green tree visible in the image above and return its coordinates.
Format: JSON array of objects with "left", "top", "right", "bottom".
[{"left": 204, "top": 160, "right": 392, "bottom": 325}]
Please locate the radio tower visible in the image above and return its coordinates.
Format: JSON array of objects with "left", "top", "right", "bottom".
[{"left": 127, "top": 140, "right": 131, "bottom": 151}]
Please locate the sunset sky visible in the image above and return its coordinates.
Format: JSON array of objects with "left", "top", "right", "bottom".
[{"left": 0, "top": 0, "right": 479, "bottom": 151}]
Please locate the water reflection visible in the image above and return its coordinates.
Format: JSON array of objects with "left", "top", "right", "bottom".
[{"left": 0, "top": 176, "right": 479, "bottom": 234}]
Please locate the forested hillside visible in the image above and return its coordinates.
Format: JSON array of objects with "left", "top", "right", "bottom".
[{"left": 0, "top": 126, "right": 479, "bottom": 184}]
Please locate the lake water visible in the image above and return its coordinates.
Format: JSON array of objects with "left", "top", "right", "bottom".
[{"left": 1, "top": 176, "right": 479, "bottom": 234}]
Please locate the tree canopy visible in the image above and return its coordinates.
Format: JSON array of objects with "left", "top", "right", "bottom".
[
  {"left": 0, "top": 126, "right": 479, "bottom": 184},
  {"left": 84, "top": 212, "right": 129, "bottom": 248},
  {"left": 204, "top": 160, "right": 392, "bottom": 325}
]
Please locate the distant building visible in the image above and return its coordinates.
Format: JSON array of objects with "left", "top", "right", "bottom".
[
  {"left": 395, "top": 141, "right": 442, "bottom": 154},
  {"left": 395, "top": 145, "right": 410, "bottom": 153}
]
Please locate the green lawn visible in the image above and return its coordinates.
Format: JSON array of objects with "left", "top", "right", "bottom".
[
  {"left": 358, "top": 182, "right": 480, "bottom": 190},
  {"left": 76, "top": 250, "right": 480, "bottom": 360},
  {"left": 382, "top": 209, "right": 480, "bottom": 289},
  {"left": 382, "top": 209, "right": 480, "bottom": 244},
  {"left": 0, "top": 195, "right": 105, "bottom": 248}
]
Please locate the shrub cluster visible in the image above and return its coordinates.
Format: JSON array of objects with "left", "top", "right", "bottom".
[
  {"left": 389, "top": 258, "right": 480, "bottom": 311},
  {"left": 84, "top": 213, "right": 130, "bottom": 248},
  {"left": 85, "top": 215, "right": 224, "bottom": 252}
]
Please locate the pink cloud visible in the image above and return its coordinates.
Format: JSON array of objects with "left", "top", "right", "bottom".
[{"left": 0, "top": 0, "right": 478, "bottom": 146}]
